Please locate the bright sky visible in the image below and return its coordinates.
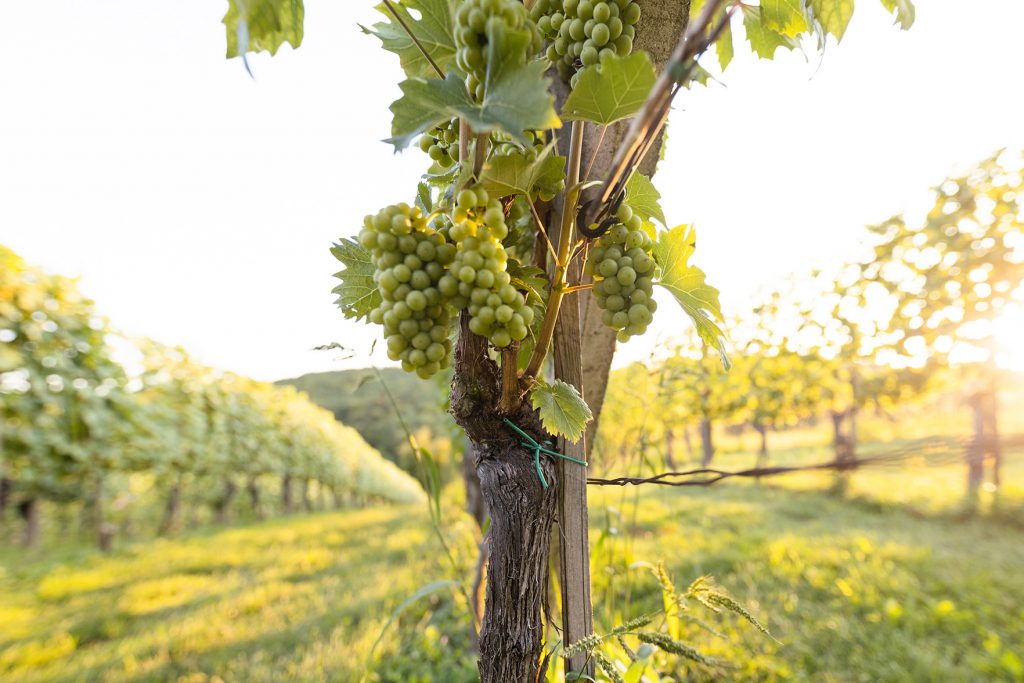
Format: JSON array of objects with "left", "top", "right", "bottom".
[{"left": 2, "top": 1, "right": 1022, "bottom": 381}]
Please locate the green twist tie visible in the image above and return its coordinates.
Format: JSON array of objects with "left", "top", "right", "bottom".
[{"left": 502, "top": 418, "right": 588, "bottom": 490}]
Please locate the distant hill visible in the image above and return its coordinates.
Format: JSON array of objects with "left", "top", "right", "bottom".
[{"left": 277, "top": 368, "right": 453, "bottom": 471}]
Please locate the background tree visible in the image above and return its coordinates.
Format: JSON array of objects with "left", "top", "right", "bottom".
[{"left": 867, "top": 151, "right": 1024, "bottom": 504}]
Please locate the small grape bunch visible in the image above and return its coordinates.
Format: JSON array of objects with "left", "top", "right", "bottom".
[
  {"left": 585, "top": 203, "right": 659, "bottom": 342},
  {"left": 491, "top": 129, "right": 546, "bottom": 160},
  {"left": 454, "top": 0, "right": 544, "bottom": 101},
  {"left": 359, "top": 203, "right": 458, "bottom": 378},
  {"left": 531, "top": 0, "right": 641, "bottom": 86},
  {"left": 438, "top": 186, "right": 534, "bottom": 347},
  {"left": 418, "top": 118, "right": 459, "bottom": 169}
]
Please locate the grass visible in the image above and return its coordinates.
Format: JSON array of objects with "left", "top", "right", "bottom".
[{"left": 1, "top": 449, "right": 1022, "bottom": 682}]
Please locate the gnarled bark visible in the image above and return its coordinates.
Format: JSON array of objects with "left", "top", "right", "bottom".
[{"left": 450, "top": 314, "right": 558, "bottom": 683}]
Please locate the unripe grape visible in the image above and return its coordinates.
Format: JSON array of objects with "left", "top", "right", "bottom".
[
  {"left": 361, "top": 202, "right": 456, "bottom": 377},
  {"left": 586, "top": 201, "right": 659, "bottom": 342}
]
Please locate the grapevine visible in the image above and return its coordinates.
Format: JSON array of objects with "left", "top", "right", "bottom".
[
  {"left": 359, "top": 203, "right": 457, "bottom": 378},
  {"left": 584, "top": 202, "right": 659, "bottom": 342}
]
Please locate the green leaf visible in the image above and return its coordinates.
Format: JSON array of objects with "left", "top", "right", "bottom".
[
  {"left": 561, "top": 51, "right": 657, "bottom": 126},
  {"left": 880, "top": 0, "right": 915, "bottom": 30},
  {"left": 415, "top": 182, "right": 433, "bottom": 214},
  {"left": 330, "top": 238, "right": 381, "bottom": 323},
  {"left": 528, "top": 379, "right": 593, "bottom": 442},
  {"left": 809, "top": 0, "right": 854, "bottom": 40},
  {"left": 652, "top": 225, "right": 730, "bottom": 368},
  {"left": 223, "top": 0, "right": 304, "bottom": 59},
  {"left": 742, "top": 6, "right": 795, "bottom": 60},
  {"left": 479, "top": 144, "right": 566, "bottom": 199},
  {"left": 760, "top": 0, "right": 810, "bottom": 37},
  {"left": 624, "top": 173, "right": 666, "bottom": 227},
  {"left": 365, "top": 579, "right": 459, "bottom": 669},
  {"left": 387, "top": 72, "right": 471, "bottom": 150},
  {"left": 506, "top": 259, "right": 548, "bottom": 305},
  {"left": 388, "top": 23, "right": 560, "bottom": 150},
  {"left": 717, "top": 19, "right": 735, "bottom": 71},
  {"left": 362, "top": 0, "right": 456, "bottom": 79},
  {"left": 623, "top": 643, "right": 655, "bottom": 683}
]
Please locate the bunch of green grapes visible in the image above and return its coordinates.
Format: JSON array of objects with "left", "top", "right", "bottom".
[
  {"left": 359, "top": 204, "right": 457, "bottom": 377},
  {"left": 454, "top": 0, "right": 543, "bottom": 101},
  {"left": 584, "top": 203, "right": 659, "bottom": 342},
  {"left": 418, "top": 118, "right": 459, "bottom": 168},
  {"left": 530, "top": 0, "right": 641, "bottom": 86},
  {"left": 438, "top": 186, "right": 534, "bottom": 347},
  {"left": 491, "top": 129, "right": 546, "bottom": 160}
]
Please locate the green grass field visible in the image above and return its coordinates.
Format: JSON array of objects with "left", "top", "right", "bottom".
[{"left": 2, "top": 448, "right": 1022, "bottom": 682}]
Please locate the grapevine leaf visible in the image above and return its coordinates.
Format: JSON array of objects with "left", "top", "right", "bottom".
[
  {"left": 388, "top": 23, "right": 559, "bottom": 150},
  {"left": 479, "top": 144, "right": 566, "bottom": 198},
  {"left": 330, "top": 238, "right": 381, "bottom": 323},
  {"left": 561, "top": 51, "right": 656, "bottom": 125},
  {"left": 415, "top": 182, "right": 433, "bottom": 213},
  {"left": 717, "top": 19, "right": 735, "bottom": 71},
  {"left": 465, "top": 22, "right": 561, "bottom": 143},
  {"left": 506, "top": 259, "right": 548, "bottom": 304},
  {"left": 223, "top": 0, "right": 304, "bottom": 59},
  {"left": 362, "top": 0, "right": 456, "bottom": 79},
  {"left": 808, "top": 0, "right": 854, "bottom": 40},
  {"left": 529, "top": 379, "right": 593, "bottom": 443},
  {"left": 759, "top": 0, "right": 810, "bottom": 37},
  {"left": 387, "top": 72, "right": 471, "bottom": 150},
  {"left": 742, "top": 6, "right": 795, "bottom": 60},
  {"left": 880, "top": 0, "right": 915, "bottom": 30},
  {"left": 652, "top": 225, "right": 729, "bottom": 368},
  {"left": 625, "top": 173, "right": 666, "bottom": 226}
]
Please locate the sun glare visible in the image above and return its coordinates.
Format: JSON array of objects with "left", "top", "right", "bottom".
[{"left": 993, "top": 304, "right": 1024, "bottom": 372}]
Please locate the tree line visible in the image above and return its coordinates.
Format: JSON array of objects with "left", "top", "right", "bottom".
[
  {"left": 598, "top": 151, "right": 1022, "bottom": 506},
  {"left": 0, "top": 246, "right": 424, "bottom": 549}
]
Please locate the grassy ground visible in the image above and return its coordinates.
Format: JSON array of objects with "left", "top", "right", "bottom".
[{"left": 1, "top": 458, "right": 1022, "bottom": 682}]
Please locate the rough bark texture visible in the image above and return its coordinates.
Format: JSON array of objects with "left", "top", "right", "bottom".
[
  {"left": 450, "top": 313, "right": 557, "bottom": 683},
  {"left": 463, "top": 437, "right": 487, "bottom": 528},
  {"left": 581, "top": 0, "right": 692, "bottom": 457}
]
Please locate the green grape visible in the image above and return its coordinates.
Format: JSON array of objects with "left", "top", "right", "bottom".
[
  {"left": 582, "top": 202, "right": 660, "bottom": 342},
  {"left": 455, "top": 0, "right": 543, "bottom": 102},
  {"left": 438, "top": 186, "right": 532, "bottom": 348},
  {"left": 360, "top": 203, "right": 457, "bottom": 377},
  {"left": 418, "top": 118, "right": 459, "bottom": 169},
  {"left": 531, "top": 0, "right": 641, "bottom": 85}
]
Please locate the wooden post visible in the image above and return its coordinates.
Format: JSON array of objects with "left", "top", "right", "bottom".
[{"left": 554, "top": 247, "right": 594, "bottom": 678}]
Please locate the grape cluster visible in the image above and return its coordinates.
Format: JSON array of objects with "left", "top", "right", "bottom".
[
  {"left": 438, "top": 187, "right": 534, "bottom": 347},
  {"left": 531, "top": 0, "right": 641, "bottom": 86},
  {"left": 454, "top": 0, "right": 543, "bottom": 101},
  {"left": 418, "top": 119, "right": 459, "bottom": 169},
  {"left": 359, "top": 204, "right": 457, "bottom": 378},
  {"left": 492, "top": 129, "right": 546, "bottom": 160},
  {"left": 585, "top": 203, "right": 659, "bottom": 342}
]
